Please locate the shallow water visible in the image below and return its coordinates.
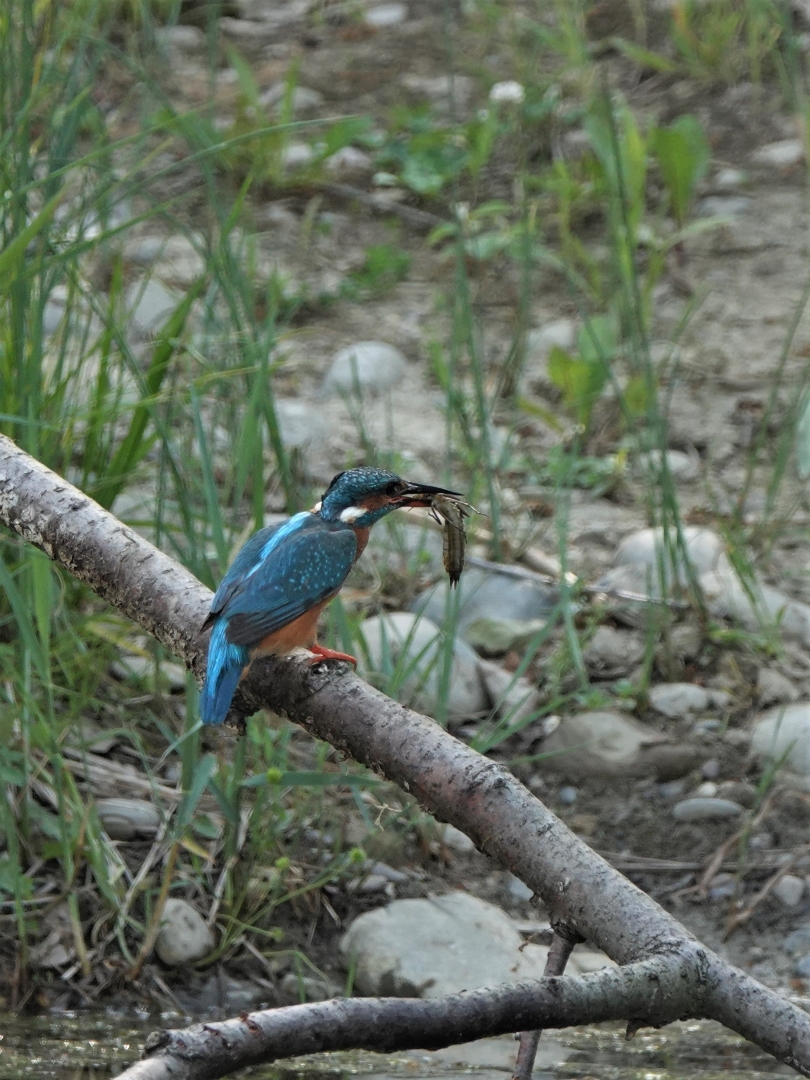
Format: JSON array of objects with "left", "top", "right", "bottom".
[{"left": 0, "top": 1012, "right": 799, "bottom": 1080}]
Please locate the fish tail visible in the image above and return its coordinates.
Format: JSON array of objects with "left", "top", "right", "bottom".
[{"left": 200, "top": 621, "right": 249, "bottom": 726}]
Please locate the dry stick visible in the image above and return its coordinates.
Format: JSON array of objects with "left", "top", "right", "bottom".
[
  {"left": 1, "top": 433, "right": 810, "bottom": 1078},
  {"left": 512, "top": 930, "right": 580, "bottom": 1080}
]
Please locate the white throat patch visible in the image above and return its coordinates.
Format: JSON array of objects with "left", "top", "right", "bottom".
[{"left": 339, "top": 505, "right": 366, "bottom": 523}]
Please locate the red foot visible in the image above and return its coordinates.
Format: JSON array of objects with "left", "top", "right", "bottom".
[{"left": 308, "top": 643, "right": 358, "bottom": 668}]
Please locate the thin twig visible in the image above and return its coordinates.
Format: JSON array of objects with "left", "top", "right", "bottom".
[{"left": 512, "top": 931, "right": 579, "bottom": 1080}]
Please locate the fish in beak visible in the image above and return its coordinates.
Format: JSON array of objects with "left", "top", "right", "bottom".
[{"left": 393, "top": 480, "right": 465, "bottom": 509}]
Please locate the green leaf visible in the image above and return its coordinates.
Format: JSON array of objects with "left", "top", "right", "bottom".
[
  {"left": 242, "top": 770, "right": 380, "bottom": 789},
  {"left": 624, "top": 374, "right": 650, "bottom": 416},
  {"left": 578, "top": 313, "right": 618, "bottom": 363},
  {"left": 651, "top": 115, "right": 710, "bottom": 228},
  {"left": 93, "top": 275, "right": 206, "bottom": 509},
  {"left": 796, "top": 395, "right": 810, "bottom": 479}
]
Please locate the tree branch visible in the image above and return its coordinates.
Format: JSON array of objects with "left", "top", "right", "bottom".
[
  {"left": 115, "top": 959, "right": 701, "bottom": 1080},
  {"left": 1, "top": 433, "right": 809, "bottom": 1078}
]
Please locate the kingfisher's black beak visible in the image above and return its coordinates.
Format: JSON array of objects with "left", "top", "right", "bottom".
[{"left": 394, "top": 480, "right": 464, "bottom": 509}]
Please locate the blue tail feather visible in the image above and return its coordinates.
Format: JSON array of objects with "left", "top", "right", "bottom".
[{"left": 201, "top": 620, "right": 249, "bottom": 726}]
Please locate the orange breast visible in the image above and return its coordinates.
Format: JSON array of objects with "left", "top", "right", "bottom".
[{"left": 252, "top": 599, "right": 331, "bottom": 658}]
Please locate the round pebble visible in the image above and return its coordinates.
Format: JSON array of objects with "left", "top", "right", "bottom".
[
  {"left": 558, "top": 786, "right": 578, "bottom": 806},
  {"left": 796, "top": 954, "right": 810, "bottom": 979},
  {"left": 672, "top": 797, "right": 744, "bottom": 822},
  {"left": 322, "top": 341, "right": 407, "bottom": 397}
]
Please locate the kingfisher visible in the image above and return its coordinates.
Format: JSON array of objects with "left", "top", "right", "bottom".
[{"left": 200, "top": 466, "right": 460, "bottom": 726}]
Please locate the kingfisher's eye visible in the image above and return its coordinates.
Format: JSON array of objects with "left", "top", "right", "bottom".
[{"left": 385, "top": 480, "right": 402, "bottom": 496}]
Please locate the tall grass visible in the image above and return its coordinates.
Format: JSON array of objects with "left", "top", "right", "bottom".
[{"left": 0, "top": 0, "right": 370, "bottom": 1000}]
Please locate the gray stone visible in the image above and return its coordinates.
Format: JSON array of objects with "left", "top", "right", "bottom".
[
  {"left": 364, "top": 2, "right": 408, "bottom": 26},
  {"left": 260, "top": 84, "right": 325, "bottom": 116},
  {"left": 634, "top": 448, "right": 701, "bottom": 482},
  {"left": 322, "top": 341, "right": 407, "bottom": 397},
  {"left": 281, "top": 142, "right": 315, "bottom": 170},
  {"left": 411, "top": 567, "right": 557, "bottom": 641},
  {"left": 506, "top": 874, "right": 534, "bottom": 902},
  {"left": 95, "top": 798, "right": 161, "bottom": 841},
  {"left": 126, "top": 279, "right": 180, "bottom": 339},
  {"left": 275, "top": 399, "right": 324, "bottom": 449},
  {"left": 714, "top": 167, "right": 748, "bottom": 188},
  {"left": 558, "top": 785, "right": 578, "bottom": 805},
  {"left": 339, "top": 893, "right": 550, "bottom": 997},
  {"left": 615, "top": 526, "right": 723, "bottom": 580},
  {"left": 757, "top": 668, "right": 799, "bottom": 706},
  {"left": 672, "top": 797, "right": 744, "bottom": 822},
  {"left": 751, "top": 702, "right": 810, "bottom": 780},
  {"left": 526, "top": 318, "right": 576, "bottom": 360},
  {"left": 540, "top": 711, "right": 697, "bottom": 780},
  {"left": 784, "top": 926, "right": 810, "bottom": 956},
  {"left": 156, "top": 24, "right": 206, "bottom": 52},
  {"left": 796, "top": 954, "right": 810, "bottom": 979},
  {"left": 478, "top": 660, "right": 542, "bottom": 726},
  {"left": 695, "top": 196, "right": 751, "bottom": 217},
  {"left": 156, "top": 899, "right": 214, "bottom": 966},
  {"left": 400, "top": 74, "right": 475, "bottom": 110},
  {"left": 773, "top": 874, "right": 805, "bottom": 909},
  {"left": 751, "top": 138, "right": 804, "bottom": 168},
  {"left": 701, "top": 555, "right": 810, "bottom": 644},
  {"left": 152, "top": 234, "right": 207, "bottom": 286},
  {"left": 649, "top": 682, "right": 710, "bottom": 720},
  {"left": 442, "top": 824, "right": 476, "bottom": 853},
  {"left": 464, "top": 616, "right": 548, "bottom": 656},
  {"left": 324, "top": 146, "right": 374, "bottom": 180},
  {"left": 359, "top": 611, "right": 487, "bottom": 721},
  {"left": 583, "top": 626, "right": 644, "bottom": 678}
]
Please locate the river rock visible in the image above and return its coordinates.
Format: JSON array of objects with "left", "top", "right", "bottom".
[
  {"left": 478, "top": 659, "right": 542, "bottom": 725},
  {"left": 649, "top": 682, "right": 712, "bottom": 720},
  {"left": 359, "top": 611, "right": 487, "bottom": 720},
  {"left": 673, "top": 799, "right": 743, "bottom": 820},
  {"left": 155, "top": 899, "right": 214, "bottom": 966},
  {"left": 325, "top": 146, "right": 374, "bottom": 180},
  {"left": 95, "top": 797, "right": 161, "bottom": 840},
  {"left": 156, "top": 24, "right": 206, "bottom": 52},
  {"left": 539, "top": 711, "right": 699, "bottom": 780},
  {"left": 275, "top": 399, "right": 325, "bottom": 450},
  {"left": 464, "top": 616, "right": 548, "bottom": 656},
  {"left": 672, "top": 798, "right": 744, "bottom": 822},
  {"left": 364, "top": 2, "right": 408, "bottom": 26},
  {"left": 340, "top": 893, "right": 550, "bottom": 997},
  {"left": 634, "top": 448, "right": 701, "bottom": 482},
  {"left": 411, "top": 567, "right": 557, "bottom": 641},
  {"left": 322, "top": 341, "right": 407, "bottom": 397},
  {"left": 751, "top": 138, "right": 804, "bottom": 169},
  {"left": 260, "top": 84, "right": 325, "bottom": 116},
  {"left": 126, "top": 279, "right": 180, "bottom": 339},
  {"left": 750, "top": 702, "right": 810, "bottom": 784},
  {"left": 614, "top": 526, "right": 723, "bottom": 580},
  {"left": 701, "top": 555, "right": 810, "bottom": 644},
  {"left": 757, "top": 668, "right": 799, "bottom": 706},
  {"left": 442, "top": 824, "right": 476, "bottom": 853},
  {"left": 773, "top": 874, "right": 805, "bottom": 909},
  {"left": 583, "top": 626, "right": 644, "bottom": 678}
]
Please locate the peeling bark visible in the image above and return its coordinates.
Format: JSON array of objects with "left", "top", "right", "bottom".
[{"left": 1, "top": 433, "right": 809, "bottom": 1079}]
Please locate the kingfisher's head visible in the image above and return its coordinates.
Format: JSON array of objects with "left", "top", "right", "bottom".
[{"left": 315, "top": 467, "right": 460, "bottom": 529}]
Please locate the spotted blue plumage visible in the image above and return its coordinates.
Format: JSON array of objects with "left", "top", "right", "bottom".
[{"left": 200, "top": 514, "right": 358, "bottom": 725}]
